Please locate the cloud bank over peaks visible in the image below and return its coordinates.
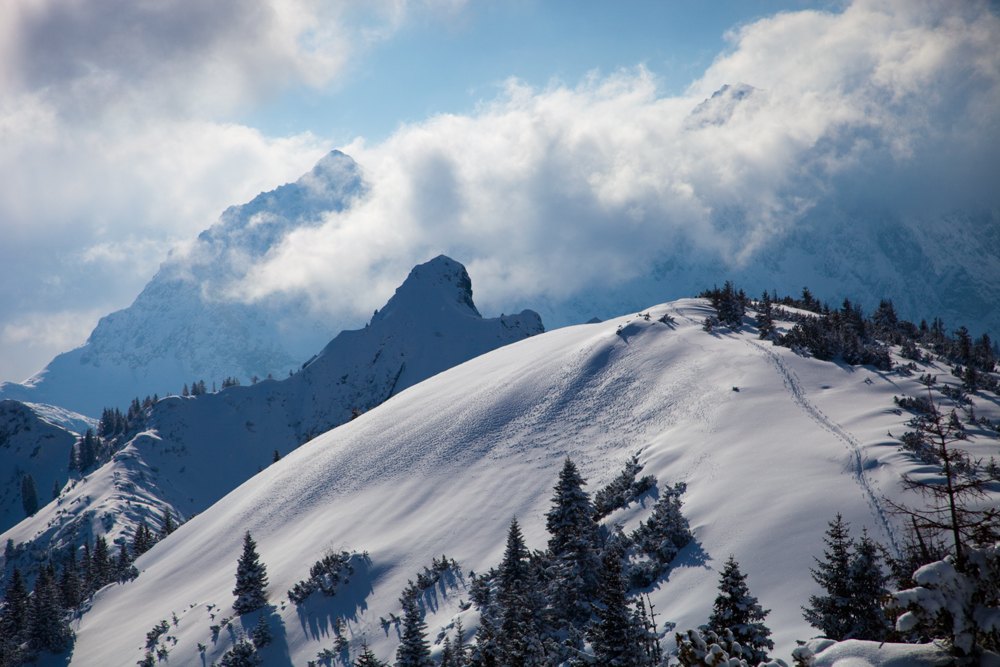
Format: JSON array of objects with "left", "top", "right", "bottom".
[{"left": 232, "top": 0, "right": 1000, "bottom": 324}]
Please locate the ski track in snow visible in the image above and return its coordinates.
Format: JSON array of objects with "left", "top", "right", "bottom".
[
  {"left": 666, "top": 301, "right": 901, "bottom": 552},
  {"left": 744, "top": 339, "right": 900, "bottom": 555}
]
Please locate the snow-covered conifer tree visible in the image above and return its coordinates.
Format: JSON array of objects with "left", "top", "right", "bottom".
[
  {"left": 0, "top": 566, "right": 29, "bottom": 643},
  {"left": 395, "top": 598, "right": 432, "bottom": 667},
  {"left": 846, "top": 529, "right": 890, "bottom": 640},
  {"left": 707, "top": 556, "right": 773, "bottom": 664},
  {"left": 546, "top": 457, "right": 601, "bottom": 624},
  {"left": 756, "top": 291, "right": 775, "bottom": 340},
  {"left": 159, "top": 509, "right": 177, "bottom": 538},
  {"left": 356, "top": 641, "right": 387, "bottom": 667},
  {"left": 497, "top": 518, "right": 546, "bottom": 667},
  {"left": 132, "top": 521, "right": 155, "bottom": 557},
  {"left": 233, "top": 531, "right": 269, "bottom": 615},
  {"left": 589, "top": 545, "right": 641, "bottom": 667},
  {"left": 251, "top": 614, "right": 272, "bottom": 649},
  {"left": 631, "top": 482, "right": 692, "bottom": 571},
  {"left": 58, "top": 550, "right": 82, "bottom": 610},
  {"left": 802, "top": 514, "right": 854, "bottom": 640},
  {"left": 20, "top": 474, "right": 38, "bottom": 517},
  {"left": 27, "top": 567, "right": 73, "bottom": 653}
]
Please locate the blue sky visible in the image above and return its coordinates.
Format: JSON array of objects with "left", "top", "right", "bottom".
[
  {"left": 1, "top": 0, "right": 998, "bottom": 385},
  {"left": 241, "top": 1, "right": 835, "bottom": 144}
]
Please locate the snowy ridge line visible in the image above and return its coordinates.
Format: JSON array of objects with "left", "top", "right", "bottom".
[{"left": 744, "top": 339, "right": 900, "bottom": 556}]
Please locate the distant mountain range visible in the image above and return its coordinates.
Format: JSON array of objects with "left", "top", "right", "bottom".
[{"left": 3, "top": 116, "right": 998, "bottom": 419}]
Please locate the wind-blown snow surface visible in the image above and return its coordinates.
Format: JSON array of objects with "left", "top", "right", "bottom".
[
  {"left": 0, "top": 256, "right": 543, "bottom": 573},
  {"left": 0, "top": 150, "right": 367, "bottom": 417},
  {"left": 58, "top": 299, "right": 1000, "bottom": 666}
]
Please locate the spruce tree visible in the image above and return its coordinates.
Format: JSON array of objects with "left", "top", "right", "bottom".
[
  {"left": 395, "top": 598, "right": 432, "bottom": 667},
  {"left": 355, "top": 641, "right": 387, "bottom": 667},
  {"left": 589, "top": 546, "right": 639, "bottom": 667},
  {"left": 219, "top": 638, "right": 259, "bottom": 666},
  {"left": 802, "top": 514, "right": 855, "bottom": 640},
  {"left": 497, "top": 519, "right": 546, "bottom": 667},
  {"left": 251, "top": 614, "right": 272, "bottom": 649},
  {"left": 233, "top": 531, "right": 269, "bottom": 614},
  {"left": 545, "top": 457, "right": 601, "bottom": 624},
  {"left": 0, "top": 566, "right": 29, "bottom": 642},
  {"left": 132, "top": 521, "right": 155, "bottom": 557},
  {"left": 52, "top": 479, "right": 60, "bottom": 500},
  {"left": 159, "top": 509, "right": 177, "bottom": 538},
  {"left": 115, "top": 543, "right": 135, "bottom": 582},
  {"left": 59, "top": 550, "right": 82, "bottom": 610},
  {"left": 631, "top": 483, "right": 692, "bottom": 570},
  {"left": 845, "top": 529, "right": 890, "bottom": 640},
  {"left": 27, "top": 567, "right": 73, "bottom": 653},
  {"left": 20, "top": 474, "right": 38, "bottom": 517},
  {"left": 90, "top": 535, "right": 112, "bottom": 591},
  {"left": 707, "top": 556, "right": 773, "bottom": 664},
  {"left": 756, "top": 291, "right": 775, "bottom": 340}
]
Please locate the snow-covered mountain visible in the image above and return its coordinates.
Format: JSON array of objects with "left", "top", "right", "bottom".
[
  {"left": 0, "top": 401, "right": 95, "bottom": 535},
  {"left": 0, "top": 150, "right": 368, "bottom": 418},
  {"left": 13, "top": 297, "right": 995, "bottom": 666},
  {"left": 4, "top": 134, "right": 999, "bottom": 422},
  {"left": 0, "top": 256, "right": 542, "bottom": 580}
]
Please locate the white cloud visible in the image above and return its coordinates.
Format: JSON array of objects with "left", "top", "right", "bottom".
[
  {"left": 0, "top": 0, "right": 469, "bottom": 382},
  {"left": 230, "top": 0, "right": 1000, "bottom": 319}
]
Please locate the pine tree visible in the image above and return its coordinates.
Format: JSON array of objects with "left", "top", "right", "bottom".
[
  {"left": 355, "top": 641, "right": 387, "bottom": 667},
  {"left": 52, "top": 479, "right": 60, "bottom": 499},
  {"left": 27, "top": 567, "right": 74, "bottom": 653},
  {"left": 589, "top": 545, "right": 640, "bottom": 667},
  {"left": 273, "top": 449, "right": 281, "bottom": 463},
  {"left": 0, "top": 566, "right": 29, "bottom": 642},
  {"left": 545, "top": 457, "right": 601, "bottom": 624},
  {"left": 233, "top": 531, "right": 269, "bottom": 614},
  {"left": 20, "top": 474, "right": 38, "bottom": 517},
  {"left": 707, "top": 556, "right": 773, "bottom": 664},
  {"left": 395, "top": 597, "right": 432, "bottom": 667},
  {"left": 802, "top": 514, "right": 854, "bottom": 640}
]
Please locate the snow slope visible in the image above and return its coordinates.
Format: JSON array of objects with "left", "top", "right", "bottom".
[
  {"left": 0, "top": 400, "right": 94, "bottom": 535},
  {"left": 51, "top": 298, "right": 1000, "bottom": 666},
  {"left": 0, "top": 151, "right": 368, "bottom": 417},
  {"left": 0, "top": 256, "right": 543, "bottom": 583}
]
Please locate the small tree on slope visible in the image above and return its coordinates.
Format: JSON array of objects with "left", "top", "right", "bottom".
[
  {"left": 802, "top": 514, "right": 854, "bottom": 640},
  {"left": 233, "top": 531, "right": 269, "bottom": 615},
  {"left": 589, "top": 545, "right": 643, "bottom": 667},
  {"left": 707, "top": 556, "right": 773, "bottom": 664},
  {"left": 395, "top": 598, "right": 432, "bottom": 667},
  {"left": 885, "top": 383, "right": 1000, "bottom": 568},
  {"left": 546, "top": 457, "right": 601, "bottom": 625},
  {"left": 845, "top": 529, "right": 891, "bottom": 641}
]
